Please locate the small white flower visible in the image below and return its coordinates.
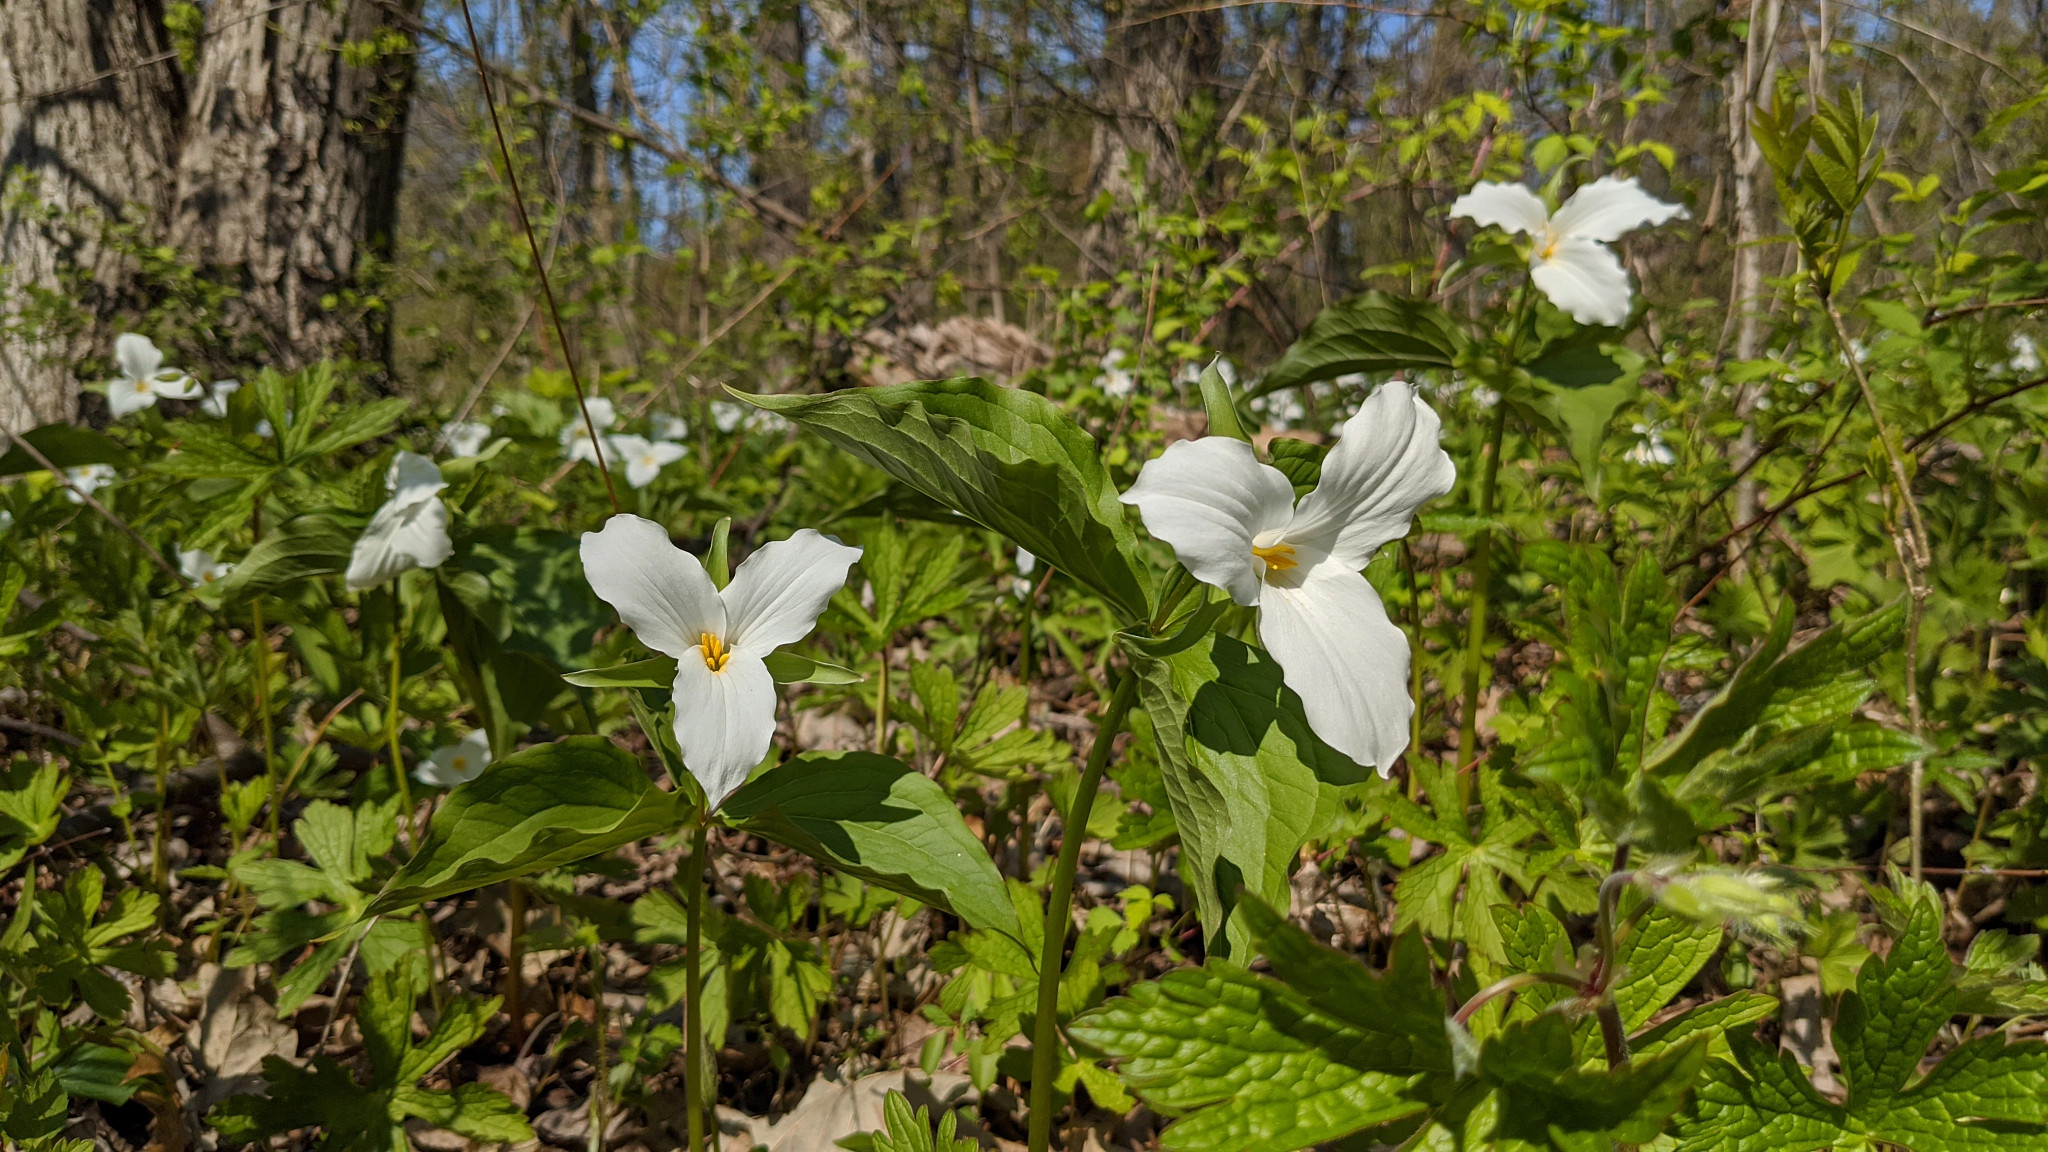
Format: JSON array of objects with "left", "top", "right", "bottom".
[
  {"left": 444, "top": 420, "right": 493, "bottom": 458},
  {"left": 559, "top": 396, "right": 620, "bottom": 465},
  {"left": 744, "top": 408, "right": 788, "bottom": 434},
  {"left": 1016, "top": 548, "right": 1036, "bottom": 576},
  {"left": 0, "top": 510, "right": 13, "bottom": 534},
  {"left": 1258, "top": 389, "right": 1306, "bottom": 431},
  {"left": 581, "top": 515, "right": 861, "bottom": 804},
  {"left": 177, "top": 547, "right": 233, "bottom": 587},
  {"left": 1472, "top": 386, "right": 1500, "bottom": 409},
  {"left": 64, "top": 464, "right": 117, "bottom": 504},
  {"left": 1625, "top": 423, "right": 1675, "bottom": 467},
  {"left": 346, "top": 451, "right": 454, "bottom": 591},
  {"left": 417, "top": 729, "right": 492, "bottom": 788},
  {"left": 607, "top": 433, "right": 689, "bottom": 490},
  {"left": 254, "top": 419, "right": 275, "bottom": 439},
  {"left": 1450, "top": 177, "right": 1687, "bottom": 327},
  {"left": 199, "top": 379, "right": 241, "bottom": 419},
  {"left": 1120, "top": 381, "right": 1456, "bottom": 772},
  {"left": 103, "top": 333, "right": 201, "bottom": 418},
  {"left": 711, "top": 401, "right": 746, "bottom": 433},
  {"left": 2010, "top": 333, "right": 2041, "bottom": 376},
  {"left": 652, "top": 412, "right": 690, "bottom": 441},
  {"left": 1095, "top": 349, "right": 1136, "bottom": 398}
]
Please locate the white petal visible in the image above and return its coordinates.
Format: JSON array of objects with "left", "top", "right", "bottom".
[
  {"left": 446, "top": 421, "right": 491, "bottom": 458},
  {"left": 107, "top": 380, "right": 158, "bottom": 418},
  {"left": 582, "top": 396, "right": 618, "bottom": 429},
  {"left": 649, "top": 441, "right": 688, "bottom": 466},
  {"left": 1531, "top": 235, "right": 1634, "bottom": 327},
  {"left": 672, "top": 647, "right": 778, "bottom": 805},
  {"left": 346, "top": 496, "right": 452, "bottom": 590},
  {"left": 1448, "top": 182, "right": 1550, "bottom": 237},
  {"left": 1284, "top": 381, "right": 1457, "bottom": 570},
  {"left": 608, "top": 433, "right": 651, "bottom": 460},
  {"left": 386, "top": 450, "right": 446, "bottom": 508},
  {"left": 1257, "top": 563, "right": 1412, "bottom": 774},
  {"left": 580, "top": 514, "right": 725, "bottom": 658},
  {"left": 115, "top": 333, "right": 162, "bottom": 382},
  {"left": 625, "top": 458, "right": 659, "bottom": 489},
  {"left": 1550, "top": 176, "right": 1688, "bottom": 243},
  {"left": 1119, "top": 437, "right": 1295, "bottom": 607},
  {"left": 723, "top": 529, "right": 863, "bottom": 651}
]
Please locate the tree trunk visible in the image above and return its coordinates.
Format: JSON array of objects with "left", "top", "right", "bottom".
[
  {"left": 0, "top": 0, "right": 184, "bottom": 428},
  {"left": 169, "top": 0, "right": 420, "bottom": 374}
]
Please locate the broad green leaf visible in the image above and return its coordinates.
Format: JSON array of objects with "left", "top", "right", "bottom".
[
  {"left": 761, "top": 650, "right": 864, "bottom": 684},
  {"left": 1613, "top": 905, "right": 1725, "bottom": 1031},
  {"left": 366, "top": 736, "right": 678, "bottom": 916},
  {"left": 1478, "top": 1014, "right": 1707, "bottom": 1146},
  {"left": 741, "top": 379, "right": 1153, "bottom": 620},
  {"left": 1633, "top": 990, "right": 1778, "bottom": 1061},
  {"left": 1264, "top": 437, "right": 1327, "bottom": 496},
  {"left": 216, "top": 513, "right": 358, "bottom": 600},
  {"left": 1126, "top": 630, "right": 1362, "bottom": 955},
  {"left": 1253, "top": 291, "right": 1466, "bottom": 397},
  {"left": 563, "top": 655, "right": 675, "bottom": 688},
  {"left": 720, "top": 751, "right": 1020, "bottom": 941},
  {"left": 0, "top": 424, "right": 135, "bottom": 476}
]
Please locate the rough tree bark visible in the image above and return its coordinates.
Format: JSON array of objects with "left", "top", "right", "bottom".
[
  {"left": 0, "top": 0, "right": 184, "bottom": 428},
  {"left": 170, "top": 0, "right": 421, "bottom": 374}
]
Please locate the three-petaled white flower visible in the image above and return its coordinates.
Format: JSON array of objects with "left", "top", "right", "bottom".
[
  {"left": 1449, "top": 177, "right": 1687, "bottom": 327},
  {"left": 445, "top": 420, "right": 493, "bottom": 458},
  {"left": 64, "top": 464, "right": 117, "bottom": 504},
  {"left": 581, "top": 515, "right": 861, "bottom": 804},
  {"left": 2010, "top": 333, "right": 2041, "bottom": 376},
  {"left": 199, "top": 379, "right": 240, "bottom": 419},
  {"left": 177, "top": 547, "right": 233, "bottom": 587},
  {"left": 651, "top": 412, "right": 690, "bottom": 441},
  {"left": 606, "top": 434, "right": 688, "bottom": 489},
  {"left": 1119, "top": 381, "right": 1456, "bottom": 772},
  {"left": 417, "top": 729, "right": 492, "bottom": 788},
  {"left": 1096, "top": 349, "right": 1135, "bottom": 398},
  {"left": 104, "top": 334, "right": 201, "bottom": 418},
  {"left": 346, "top": 451, "right": 454, "bottom": 591},
  {"left": 560, "top": 397, "right": 620, "bottom": 464}
]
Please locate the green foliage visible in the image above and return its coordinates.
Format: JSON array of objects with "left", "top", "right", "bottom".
[{"left": 839, "top": 1091, "right": 980, "bottom": 1152}]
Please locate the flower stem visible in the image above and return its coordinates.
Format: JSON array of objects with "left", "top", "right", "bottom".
[
  {"left": 1456, "top": 401, "right": 1510, "bottom": 794},
  {"left": 387, "top": 591, "right": 415, "bottom": 842},
  {"left": 1027, "top": 671, "right": 1138, "bottom": 1152},
  {"left": 152, "top": 699, "right": 171, "bottom": 896},
  {"left": 684, "top": 818, "right": 711, "bottom": 1152},
  {"left": 251, "top": 597, "right": 274, "bottom": 780}
]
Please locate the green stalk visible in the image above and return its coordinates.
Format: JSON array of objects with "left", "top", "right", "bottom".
[
  {"left": 152, "top": 699, "right": 171, "bottom": 896},
  {"left": 683, "top": 819, "right": 711, "bottom": 1152},
  {"left": 386, "top": 590, "right": 415, "bottom": 841},
  {"left": 1027, "top": 671, "right": 1139, "bottom": 1152},
  {"left": 252, "top": 597, "right": 274, "bottom": 778},
  {"left": 1456, "top": 401, "right": 1510, "bottom": 789}
]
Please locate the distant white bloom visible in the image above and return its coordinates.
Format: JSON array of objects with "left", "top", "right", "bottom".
[
  {"left": 1625, "top": 423, "right": 1675, "bottom": 466},
  {"left": 711, "top": 401, "right": 746, "bottom": 433},
  {"left": 254, "top": 419, "right": 275, "bottom": 439},
  {"left": 1096, "top": 349, "right": 1135, "bottom": 398},
  {"left": 1331, "top": 372, "right": 1367, "bottom": 389},
  {"left": 104, "top": 334, "right": 201, "bottom": 418},
  {"left": 1121, "top": 381, "right": 1456, "bottom": 772},
  {"left": 444, "top": 420, "right": 492, "bottom": 458},
  {"left": 1258, "top": 389, "right": 1306, "bottom": 431},
  {"left": 199, "top": 379, "right": 240, "bottom": 419},
  {"left": 2010, "top": 333, "right": 2041, "bottom": 376},
  {"left": 652, "top": 412, "right": 690, "bottom": 441},
  {"left": 1016, "top": 548, "right": 1036, "bottom": 575},
  {"left": 581, "top": 515, "right": 861, "bottom": 804},
  {"left": 559, "top": 397, "right": 620, "bottom": 465},
  {"left": 607, "top": 433, "right": 688, "bottom": 489},
  {"left": 346, "top": 451, "right": 453, "bottom": 591},
  {"left": 0, "top": 510, "right": 13, "bottom": 534},
  {"left": 1472, "top": 386, "right": 1500, "bottom": 409},
  {"left": 1450, "top": 177, "right": 1687, "bottom": 327},
  {"left": 177, "top": 547, "right": 232, "bottom": 587},
  {"left": 64, "top": 464, "right": 117, "bottom": 504},
  {"left": 417, "top": 729, "right": 492, "bottom": 788},
  {"left": 745, "top": 408, "right": 788, "bottom": 434}
]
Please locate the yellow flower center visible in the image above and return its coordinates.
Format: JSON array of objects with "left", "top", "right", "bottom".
[
  {"left": 133, "top": 379, "right": 152, "bottom": 394},
  {"left": 1539, "top": 228, "right": 1561, "bottom": 262},
  {"left": 452, "top": 755, "right": 468, "bottom": 770},
  {"left": 700, "top": 631, "right": 732, "bottom": 672},
  {"left": 1252, "top": 541, "right": 1298, "bottom": 574}
]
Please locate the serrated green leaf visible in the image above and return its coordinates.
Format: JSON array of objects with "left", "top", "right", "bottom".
[{"left": 1613, "top": 905, "right": 1724, "bottom": 1031}]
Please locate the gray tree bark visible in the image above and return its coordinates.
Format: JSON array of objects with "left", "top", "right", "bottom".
[
  {"left": 170, "top": 0, "right": 421, "bottom": 373},
  {"left": 0, "top": 0, "right": 184, "bottom": 428}
]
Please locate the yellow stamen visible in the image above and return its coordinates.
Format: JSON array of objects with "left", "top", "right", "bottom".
[
  {"left": 1252, "top": 542, "right": 1298, "bottom": 573},
  {"left": 700, "top": 631, "right": 732, "bottom": 672}
]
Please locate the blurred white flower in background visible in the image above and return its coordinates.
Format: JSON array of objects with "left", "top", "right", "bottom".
[
  {"left": 417, "top": 729, "right": 492, "bottom": 788},
  {"left": 1096, "top": 349, "right": 1135, "bottom": 398},
  {"left": 652, "top": 412, "right": 690, "bottom": 440},
  {"left": 608, "top": 433, "right": 689, "bottom": 489},
  {"left": 1449, "top": 177, "right": 1687, "bottom": 327},
  {"left": 1257, "top": 388, "right": 1306, "bottom": 431},
  {"left": 177, "top": 547, "right": 233, "bottom": 587},
  {"left": 444, "top": 420, "right": 493, "bottom": 458},
  {"left": 104, "top": 333, "right": 201, "bottom": 418},
  {"left": 1625, "top": 423, "right": 1676, "bottom": 466},
  {"left": 0, "top": 510, "right": 13, "bottom": 534},
  {"left": 2010, "top": 333, "right": 2041, "bottom": 376},
  {"left": 64, "top": 464, "right": 117, "bottom": 504},
  {"left": 346, "top": 451, "right": 453, "bottom": 591},
  {"left": 199, "top": 379, "right": 240, "bottom": 419},
  {"left": 559, "top": 396, "right": 619, "bottom": 464},
  {"left": 711, "top": 401, "right": 746, "bottom": 433}
]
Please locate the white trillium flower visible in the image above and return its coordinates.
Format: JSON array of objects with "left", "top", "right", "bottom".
[
  {"left": 417, "top": 729, "right": 492, "bottom": 788},
  {"left": 559, "top": 396, "right": 620, "bottom": 464},
  {"left": 1096, "top": 349, "right": 1136, "bottom": 398},
  {"left": 2010, "top": 333, "right": 2041, "bottom": 376},
  {"left": 346, "top": 451, "right": 454, "bottom": 591},
  {"left": 1119, "top": 381, "right": 1456, "bottom": 772},
  {"left": 608, "top": 434, "right": 688, "bottom": 489},
  {"left": 444, "top": 420, "right": 493, "bottom": 458},
  {"left": 64, "top": 464, "right": 117, "bottom": 504},
  {"left": 711, "top": 401, "right": 745, "bottom": 433},
  {"left": 199, "top": 379, "right": 241, "bottom": 419},
  {"left": 177, "top": 547, "right": 233, "bottom": 587},
  {"left": 1449, "top": 177, "right": 1687, "bottom": 327},
  {"left": 104, "top": 333, "right": 202, "bottom": 418},
  {"left": 581, "top": 515, "right": 861, "bottom": 804},
  {"left": 651, "top": 412, "right": 690, "bottom": 441},
  {"left": 1625, "top": 423, "right": 1676, "bottom": 467}
]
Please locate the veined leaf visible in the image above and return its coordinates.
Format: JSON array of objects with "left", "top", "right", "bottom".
[
  {"left": 217, "top": 513, "right": 359, "bottom": 601},
  {"left": 0, "top": 423, "right": 135, "bottom": 476},
  {"left": 741, "top": 379, "right": 1153, "bottom": 620},
  {"left": 1253, "top": 291, "right": 1466, "bottom": 397},
  {"left": 720, "top": 751, "right": 1021, "bottom": 941}
]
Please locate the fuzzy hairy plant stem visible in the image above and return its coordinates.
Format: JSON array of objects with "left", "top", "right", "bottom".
[{"left": 1027, "top": 671, "right": 1138, "bottom": 1152}]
